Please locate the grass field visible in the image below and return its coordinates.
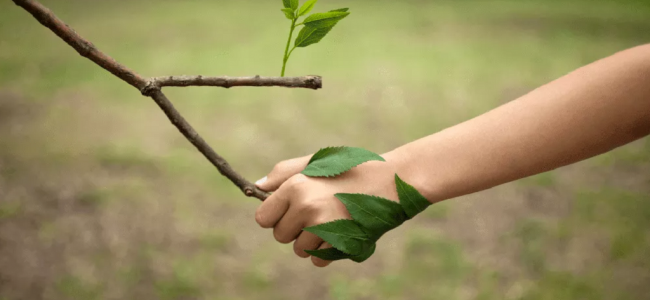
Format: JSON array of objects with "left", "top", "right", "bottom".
[{"left": 1, "top": 0, "right": 649, "bottom": 299}]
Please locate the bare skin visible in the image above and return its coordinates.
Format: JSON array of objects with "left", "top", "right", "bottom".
[{"left": 254, "top": 44, "right": 650, "bottom": 267}]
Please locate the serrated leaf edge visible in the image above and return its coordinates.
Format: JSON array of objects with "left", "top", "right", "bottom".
[
  {"left": 302, "top": 159, "right": 370, "bottom": 177},
  {"left": 304, "top": 248, "right": 351, "bottom": 261},
  {"left": 307, "top": 146, "right": 346, "bottom": 165},
  {"left": 395, "top": 174, "right": 431, "bottom": 219},
  {"left": 303, "top": 219, "right": 370, "bottom": 255},
  {"left": 302, "top": 146, "right": 386, "bottom": 177},
  {"left": 335, "top": 193, "right": 405, "bottom": 228}
]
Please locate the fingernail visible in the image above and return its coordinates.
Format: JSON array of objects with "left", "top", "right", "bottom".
[{"left": 255, "top": 176, "right": 267, "bottom": 185}]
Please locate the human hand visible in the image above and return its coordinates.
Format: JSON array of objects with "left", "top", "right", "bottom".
[{"left": 254, "top": 152, "right": 401, "bottom": 267}]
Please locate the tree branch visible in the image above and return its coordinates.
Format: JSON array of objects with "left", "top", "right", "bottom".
[
  {"left": 143, "top": 75, "right": 322, "bottom": 93},
  {"left": 10, "top": 0, "right": 313, "bottom": 201}
]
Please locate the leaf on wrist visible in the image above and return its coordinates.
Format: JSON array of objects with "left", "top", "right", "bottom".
[
  {"left": 303, "top": 219, "right": 371, "bottom": 255},
  {"left": 298, "top": 0, "right": 318, "bottom": 17},
  {"left": 395, "top": 174, "right": 432, "bottom": 219},
  {"left": 335, "top": 193, "right": 407, "bottom": 240},
  {"left": 301, "top": 146, "right": 385, "bottom": 177}
]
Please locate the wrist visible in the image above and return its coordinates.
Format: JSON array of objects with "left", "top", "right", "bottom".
[{"left": 382, "top": 144, "right": 442, "bottom": 204}]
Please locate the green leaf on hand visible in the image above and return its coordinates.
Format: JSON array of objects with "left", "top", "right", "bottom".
[
  {"left": 298, "top": 0, "right": 318, "bottom": 17},
  {"left": 302, "top": 146, "right": 385, "bottom": 177},
  {"left": 335, "top": 193, "right": 407, "bottom": 239},
  {"left": 349, "top": 242, "right": 376, "bottom": 263},
  {"left": 304, "top": 247, "right": 350, "bottom": 261},
  {"left": 306, "top": 242, "right": 376, "bottom": 263},
  {"left": 303, "top": 11, "right": 350, "bottom": 28},
  {"left": 395, "top": 174, "right": 432, "bottom": 219},
  {"left": 303, "top": 219, "right": 371, "bottom": 255},
  {"left": 281, "top": 8, "right": 294, "bottom": 20}
]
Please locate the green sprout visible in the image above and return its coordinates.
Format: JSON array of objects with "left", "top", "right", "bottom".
[{"left": 279, "top": 0, "right": 350, "bottom": 76}]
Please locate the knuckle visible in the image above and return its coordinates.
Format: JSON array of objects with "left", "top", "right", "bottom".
[
  {"left": 311, "top": 256, "right": 329, "bottom": 267},
  {"left": 272, "top": 161, "right": 290, "bottom": 173},
  {"left": 294, "top": 245, "right": 310, "bottom": 258},
  {"left": 273, "top": 229, "right": 292, "bottom": 244},
  {"left": 299, "top": 200, "right": 322, "bottom": 216},
  {"left": 254, "top": 209, "right": 270, "bottom": 228},
  {"left": 286, "top": 173, "right": 309, "bottom": 187}
]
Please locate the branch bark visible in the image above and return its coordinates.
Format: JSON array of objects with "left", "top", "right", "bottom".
[
  {"left": 143, "top": 75, "right": 322, "bottom": 93},
  {"left": 10, "top": 0, "right": 320, "bottom": 201}
]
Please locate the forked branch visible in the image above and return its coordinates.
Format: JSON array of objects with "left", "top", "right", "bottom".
[{"left": 11, "top": 0, "right": 324, "bottom": 201}]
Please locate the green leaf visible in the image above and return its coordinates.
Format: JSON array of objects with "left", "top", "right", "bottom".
[
  {"left": 330, "top": 8, "right": 349, "bottom": 12},
  {"left": 294, "top": 25, "right": 333, "bottom": 48},
  {"left": 395, "top": 174, "right": 432, "bottom": 219},
  {"left": 281, "top": 8, "right": 294, "bottom": 20},
  {"left": 303, "top": 11, "right": 350, "bottom": 28},
  {"left": 298, "top": 0, "right": 318, "bottom": 17},
  {"left": 303, "top": 219, "right": 371, "bottom": 255},
  {"left": 302, "top": 146, "right": 385, "bottom": 177},
  {"left": 290, "top": 0, "right": 299, "bottom": 11},
  {"left": 305, "top": 247, "right": 351, "bottom": 261},
  {"left": 306, "top": 242, "right": 376, "bottom": 263},
  {"left": 335, "top": 193, "right": 407, "bottom": 239},
  {"left": 282, "top": 0, "right": 291, "bottom": 9},
  {"left": 349, "top": 242, "right": 376, "bottom": 263}
]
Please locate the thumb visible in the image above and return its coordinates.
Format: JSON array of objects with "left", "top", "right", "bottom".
[{"left": 255, "top": 154, "right": 312, "bottom": 192}]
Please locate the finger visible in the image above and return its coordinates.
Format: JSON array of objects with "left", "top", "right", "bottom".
[
  {"left": 272, "top": 205, "right": 306, "bottom": 244},
  {"left": 293, "top": 231, "right": 324, "bottom": 258},
  {"left": 311, "top": 242, "right": 333, "bottom": 267},
  {"left": 255, "top": 154, "right": 312, "bottom": 192},
  {"left": 254, "top": 184, "right": 291, "bottom": 228}
]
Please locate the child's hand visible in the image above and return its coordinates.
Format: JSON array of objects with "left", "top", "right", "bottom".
[{"left": 254, "top": 153, "right": 400, "bottom": 267}]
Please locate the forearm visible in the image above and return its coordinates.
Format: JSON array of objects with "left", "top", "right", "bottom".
[{"left": 385, "top": 44, "right": 650, "bottom": 203}]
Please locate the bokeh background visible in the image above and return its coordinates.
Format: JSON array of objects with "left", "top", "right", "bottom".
[{"left": 1, "top": 0, "right": 649, "bottom": 299}]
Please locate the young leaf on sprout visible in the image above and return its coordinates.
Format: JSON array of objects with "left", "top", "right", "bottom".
[
  {"left": 302, "top": 11, "right": 350, "bottom": 28},
  {"left": 279, "top": 2, "right": 351, "bottom": 76},
  {"left": 301, "top": 146, "right": 385, "bottom": 177},
  {"left": 294, "top": 26, "right": 335, "bottom": 48},
  {"left": 395, "top": 174, "right": 432, "bottom": 219},
  {"left": 335, "top": 193, "right": 407, "bottom": 240},
  {"left": 281, "top": 8, "right": 295, "bottom": 20},
  {"left": 298, "top": 0, "right": 318, "bottom": 17},
  {"left": 303, "top": 219, "right": 371, "bottom": 255},
  {"left": 283, "top": 0, "right": 299, "bottom": 11}
]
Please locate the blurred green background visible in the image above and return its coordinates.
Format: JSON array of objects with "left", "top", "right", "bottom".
[{"left": 1, "top": 0, "right": 649, "bottom": 299}]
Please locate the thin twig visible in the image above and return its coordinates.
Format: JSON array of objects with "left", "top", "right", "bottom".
[
  {"left": 10, "top": 0, "right": 309, "bottom": 201},
  {"left": 144, "top": 75, "right": 322, "bottom": 93}
]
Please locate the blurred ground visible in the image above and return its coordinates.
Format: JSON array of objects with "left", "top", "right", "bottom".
[{"left": 1, "top": 0, "right": 649, "bottom": 299}]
